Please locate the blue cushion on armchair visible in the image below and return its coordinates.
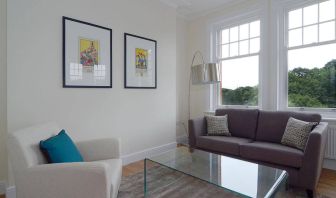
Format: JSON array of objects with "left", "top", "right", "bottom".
[{"left": 39, "top": 130, "right": 83, "bottom": 163}]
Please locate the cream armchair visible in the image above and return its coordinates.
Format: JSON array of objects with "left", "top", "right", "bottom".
[{"left": 7, "top": 122, "right": 122, "bottom": 198}]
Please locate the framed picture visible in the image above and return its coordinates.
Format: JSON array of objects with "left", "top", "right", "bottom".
[
  {"left": 124, "top": 33, "right": 157, "bottom": 89},
  {"left": 63, "top": 16, "right": 112, "bottom": 88}
]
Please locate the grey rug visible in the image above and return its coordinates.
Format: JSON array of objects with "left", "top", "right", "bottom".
[{"left": 118, "top": 165, "right": 327, "bottom": 198}]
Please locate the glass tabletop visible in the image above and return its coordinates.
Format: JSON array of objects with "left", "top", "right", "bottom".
[{"left": 146, "top": 147, "right": 288, "bottom": 198}]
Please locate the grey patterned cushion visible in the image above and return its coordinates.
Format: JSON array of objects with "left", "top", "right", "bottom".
[
  {"left": 281, "top": 117, "right": 317, "bottom": 150},
  {"left": 206, "top": 115, "right": 231, "bottom": 136}
]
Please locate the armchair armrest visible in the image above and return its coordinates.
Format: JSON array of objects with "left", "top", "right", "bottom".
[
  {"left": 77, "top": 138, "right": 121, "bottom": 161},
  {"left": 300, "top": 122, "right": 328, "bottom": 189},
  {"left": 188, "top": 117, "right": 206, "bottom": 148},
  {"left": 17, "top": 162, "right": 112, "bottom": 198}
]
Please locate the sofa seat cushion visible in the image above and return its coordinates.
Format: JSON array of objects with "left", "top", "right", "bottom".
[
  {"left": 196, "top": 136, "right": 253, "bottom": 156},
  {"left": 240, "top": 142, "right": 304, "bottom": 168}
]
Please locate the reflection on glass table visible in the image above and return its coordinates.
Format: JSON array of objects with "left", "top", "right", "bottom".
[{"left": 144, "top": 147, "right": 288, "bottom": 198}]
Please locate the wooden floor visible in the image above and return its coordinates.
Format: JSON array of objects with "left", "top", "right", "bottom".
[
  {"left": 123, "top": 160, "right": 336, "bottom": 197},
  {"left": 316, "top": 168, "right": 336, "bottom": 197}
]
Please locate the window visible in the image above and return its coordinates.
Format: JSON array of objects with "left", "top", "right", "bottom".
[
  {"left": 286, "top": 0, "right": 336, "bottom": 109},
  {"left": 216, "top": 20, "right": 260, "bottom": 106}
]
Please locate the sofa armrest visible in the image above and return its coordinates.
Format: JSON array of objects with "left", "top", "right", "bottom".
[
  {"left": 188, "top": 117, "right": 206, "bottom": 148},
  {"left": 300, "top": 122, "right": 328, "bottom": 189},
  {"left": 17, "top": 162, "right": 112, "bottom": 198},
  {"left": 77, "top": 138, "right": 121, "bottom": 161}
]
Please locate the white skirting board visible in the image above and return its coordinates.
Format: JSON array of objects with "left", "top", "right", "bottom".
[
  {"left": 121, "top": 142, "right": 177, "bottom": 165},
  {"left": 323, "top": 158, "right": 336, "bottom": 170},
  {"left": 176, "top": 135, "right": 188, "bottom": 145},
  {"left": 6, "top": 186, "right": 15, "bottom": 198},
  {"left": 0, "top": 181, "right": 6, "bottom": 195}
]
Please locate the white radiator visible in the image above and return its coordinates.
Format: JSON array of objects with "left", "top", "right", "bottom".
[{"left": 325, "top": 125, "right": 336, "bottom": 160}]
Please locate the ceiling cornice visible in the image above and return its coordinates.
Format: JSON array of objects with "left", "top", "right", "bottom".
[
  {"left": 159, "top": 0, "right": 250, "bottom": 21},
  {"left": 159, "top": 0, "right": 179, "bottom": 9},
  {"left": 185, "top": 0, "right": 249, "bottom": 21}
]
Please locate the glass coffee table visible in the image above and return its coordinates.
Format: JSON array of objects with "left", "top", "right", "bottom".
[{"left": 144, "top": 147, "right": 288, "bottom": 198}]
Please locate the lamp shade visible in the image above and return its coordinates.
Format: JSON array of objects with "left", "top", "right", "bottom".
[{"left": 191, "top": 63, "right": 220, "bottom": 85}]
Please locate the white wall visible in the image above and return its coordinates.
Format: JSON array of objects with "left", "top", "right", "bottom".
[
  {"left": 7, "top": 0, "right": 176, "bottom": 162},
  {"left": 0, "top": 0, "right": 8, "bottom": 187},
  {"left": 176, "top": 16, "right": 188, "bottom": 141},
  {"left": 187, "top": 18, "right": 212, "bottom": 118}
]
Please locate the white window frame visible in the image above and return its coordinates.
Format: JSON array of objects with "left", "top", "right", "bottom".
[
  {"left": 209, "top": 7, "right": 267, "bottom": 110},
  {"left": 278, "top": 0, "right": 336, "bottom": 117}
]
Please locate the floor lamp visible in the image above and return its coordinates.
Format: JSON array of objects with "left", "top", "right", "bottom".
[{"left": 183, "top": 51, "right": 220, "bottom": 141}]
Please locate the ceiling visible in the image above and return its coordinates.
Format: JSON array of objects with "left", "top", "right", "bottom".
[{"left": 159, "top": 0, "right": 239, "bottom": 19}]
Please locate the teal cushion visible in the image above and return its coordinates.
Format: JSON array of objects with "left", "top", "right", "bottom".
[{"left": 40, "top": 130, "right": 84, "bottom": 163}]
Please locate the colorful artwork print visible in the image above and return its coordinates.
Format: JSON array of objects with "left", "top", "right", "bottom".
[
  {"left": 135, "top": 48, "right": 148, "bottom": 76},
  {"left": 79, "top": 38, "right": 99, "bottom": 72}
]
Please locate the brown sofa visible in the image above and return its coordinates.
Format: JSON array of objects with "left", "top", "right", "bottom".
[{"left": 188, "top": 109, "right": 328, "bottom": 196}]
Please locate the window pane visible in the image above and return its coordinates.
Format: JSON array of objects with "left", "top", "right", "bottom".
[
  {"left": 230, "top": 42, "right": 239, "bottom": 57},
  {"left": 320, "top": 21, "right": 335, "bottom": 42},
  {"left": 289, "top": 8, "right": 302, "bottom": 29},
  {"left": 230, "top": 26, "right": 239, "bottom": 42},
  {"left": 320, "top": 0, "right": 335, "bottom": 22},
  {"left": 221, "top": 29, "right": 229, "bottom": 44},
  {"left": 250, "top": 38, "right": 260, "bottom": 53},
  {"left": 288, "top": 43, "right": 336, "bottom": 108},
  {"left": 303, "top": 25, "right": 318, "bottom": 44},
  {"left": 221, "top": 44, "right": 229, "bottom": 58},
  {"left": 303, "top": 4, "right": 318, "bottom": 26},
  {"left": 221, "top": 56, "right": 259, "bottom": 106},
  {"left": 250, "top": 21, "right": 260, "bottom": 38},
  {"left": 288, "top": 28, "right": 302, "bottom": 47},
  {"left": 240, "top": 23, "right": 249, "bottom": 40},
  {"left": 239, "top": 40, "right": 249, "bottom": 55}
]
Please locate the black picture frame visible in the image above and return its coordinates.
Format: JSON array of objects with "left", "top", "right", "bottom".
[
  {"left": 124, "top": 33, "right": 157, "bottom": 89},
  {"left": 63, "top": 16, "right": 112, "bottom": 88}
]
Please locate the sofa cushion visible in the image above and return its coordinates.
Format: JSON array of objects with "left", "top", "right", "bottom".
[
  {"left": 39, "top": 130, "right": 84, "bottom": 163},
  {"left": 256, "top": 111, "right": 321, "bottom": 143},
  {"left": 281, "top": 117, "right": 318, "bottom": 150},
  {"left": 215, "top": 109, "right": 259, "bottom": 139},
  {"left": 240, "top": 141, "right": 304, "bottom": 168},
  {"left": 196, "top": 136, "right": 252, "bottom": 156},
  {"left": 206, "top": 115, "right": 231, "bottom": 136}
]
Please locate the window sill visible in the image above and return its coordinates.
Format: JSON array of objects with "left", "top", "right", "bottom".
[
  {"left": 321, "top": 117, "right": 336, "bottom": 122},
  {"left": 216, "top": 105, "right": 259, "bottom": 109},
  {"left": 210, "top": 107, "right": 336, "bottom": 121},
  {"left": 284, "top": 107, "right": 336, "bottom": 120}
]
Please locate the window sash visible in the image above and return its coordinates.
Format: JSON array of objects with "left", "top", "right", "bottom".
[
  {"left": 283, "top": 0, "right": 336, "bottom": 111},
  {"left": 286, "top": 0, "right": 336, "bottom": 48},
  {"left": 216, "top": 22, "right": 260, "bottom": 106},
  {"left": 216, "top": 21, "right": 260, "bottom": 60},
  {"left": 217, "top": 52, "right": 260, "bottom": 62},
  {"left": 210, "top": 7, "right": 264, "bottom": 110}
]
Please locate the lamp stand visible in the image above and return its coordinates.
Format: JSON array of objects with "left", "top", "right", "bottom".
[
  {"left": 180, "top": 51, "right": 219, "bottom": 144},
  {"left": 181, "top": 51, "right": 206, "bottom": 141}
]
